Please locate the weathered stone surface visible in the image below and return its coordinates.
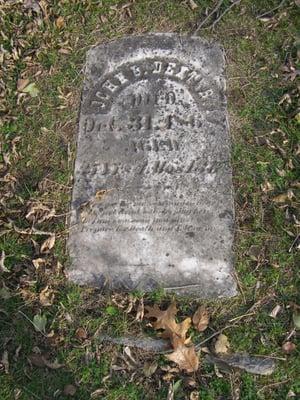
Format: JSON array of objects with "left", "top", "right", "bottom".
[{"left": 67, "top": 33, "right": 237, "bottom": 298}]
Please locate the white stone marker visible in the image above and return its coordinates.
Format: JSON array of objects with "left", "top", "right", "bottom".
[{"left": 68, "top": 33, "right": 237, "bottom": 297}]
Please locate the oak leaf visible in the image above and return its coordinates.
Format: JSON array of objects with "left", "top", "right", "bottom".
[
  {"left": 144, "top": 302, "right": 178, "bottom": 332},
  {"left": 166, "top": 342, "right": 199, "bottom": 373},
  {"left": 165, "top": 318, "right": 192, "bottom": 348},
  {"left": 192, "top": 306, "right": 209, "bottom": 332}
]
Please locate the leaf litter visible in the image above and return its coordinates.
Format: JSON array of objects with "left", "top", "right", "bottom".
[{"left": 0, "top": 0, "right": 299, "bottom": 397}]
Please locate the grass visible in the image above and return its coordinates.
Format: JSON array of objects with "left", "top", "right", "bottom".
[{"left": 0, "top": 0, "right": 299, "bottom": 399}]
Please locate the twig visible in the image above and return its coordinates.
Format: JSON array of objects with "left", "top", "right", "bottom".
[
  {"left": 257, "top": 379, "right": 290, "bottom": 395},
  {"left": 194, "top": 0, "right": 240, "bottom": 34},
  {"left": 210, "top": 0, "right": 241, "bottom": 30},
  {"left": 256, "top": 0, "right": 286, "bottom": 19},
  {"left": 288, "top": 234, "right": 300, "bottom": 253},
  {"left": 232, "top": 270, "right": 246, "bottom": 303},
  {"left": 229, "top": 312, "right": 255, "bottom": 323},
  {"left": 195, "top": 299, "right": 272, "bottom": 351},
  {"left": 194, "top": 0, "right": 224, "bottom": 34},
  {"left": 195, "top": 324, "right": 236, "bottom": 350}
]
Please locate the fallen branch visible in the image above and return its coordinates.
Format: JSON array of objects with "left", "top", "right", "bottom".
[
  {"left": 97, "top": 334, "right": 171, "bottom": 353},
  {"left": 205, "top": 353, "right": 276, "bottom": 375}
]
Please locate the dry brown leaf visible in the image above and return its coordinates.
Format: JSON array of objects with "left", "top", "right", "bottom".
[
  {"left": 144, "top": 302, "right": 178, "bottom": 331},
  {"left": 26, "top": 203, "right": 55, "bottom": 224},
  {"left": 143, "top": 360, "right": 158, "bottom": 377},
  {"left": 0, "top": 251, "right": 10, "bottom": 273},
  {"left": 1, "top": 351, "right": 9, "bottom": 374},
  {"left": 58, "top": 48, "right": 71, "bottom": 54},
  {"left": 91, "top": 388, "right": 106, "bottom": 398},
  {"left": 166, "top": 343, "right": 199, "bottom": 373},
  {"left": 32, "top": 258, "right": 46, "bottom": 270},
  {"left": 192, "top": 306, "right": 209, "bottom": 332},
  {"left": 282, "top": 341, "right": 296, "bottom": 354},
  {"left": 165, "top": 318, "right": 192, "bottom": 347},
  {"left": 189, "top": 0, "right": 198, "bottom": 10},
  {"left": 190, "top": 391, "right": 199, "bottom": 400},
  {"left": 215, "top": 334, "right": 230, "bottom": 355},
  {"left": 269, "top": 304, "right": 281, "bottom": 318},
  {"left": 135, "top": 298, "right": 144, "bottom": 321},
  {"left": 17, "top": 78, "right": 29, "bottom": 91},
  {"left": 273, "top": 190, "right": 294, "bottom": 203},
  {"left": 75, "top": 327, "right": 87, "bottom": 340},
  {"left": 56, "top": 16, "right": 65, "bottom": 29},
  {"left": 39, "top": 286, "right": 55, "bottom": 306},
  {"left": 40, "top": 235, "right": 55, "bottom": 253},
  {"left": 63, "top": 384, "right": 77, "bottom": 396}
]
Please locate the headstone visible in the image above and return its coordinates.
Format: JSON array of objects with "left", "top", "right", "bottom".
[{"left": 68, "top": 33, "right": 237, "bottom": 297}]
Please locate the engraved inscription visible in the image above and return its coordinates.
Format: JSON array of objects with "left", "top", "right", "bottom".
[{"left": 84, "top": 58, "right": 216, "bottom": 114}]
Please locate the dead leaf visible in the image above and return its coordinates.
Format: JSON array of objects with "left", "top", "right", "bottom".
[
  {"left": 75, "top": 327, "right": 87, "bottom": 340},
  {"left": 143, "top": 360, "right": 158, "bottom": 377},
  {"left": 123, "top": 346, "right": 137, "bottom": 366},
  {"left": 91, "top": 389, "right": 106, "bottom": 398},
  {"left": 0, "top": 251, "right": 10, "bottom": 273},
  {"left": 166, "top": 343, "right": 199, "bottom": 373},
  {"left": 40, "top": 235, "right": 55, "bottom": 253},
  {"left": 26, "top": 203, "right": 55, "bottom": 224},
  {"left": 167, "top": 318, "right": 192, "bottom": 347},
  {"left": 22, "top": 82, "right": 39, "bottom": 97},
  {"left": 17, "top": 78, "right": 29, "bottom": 91},
  {"left": 1, "top": 351, "right": 9, "bottom": 374},
  {"left": 292, "top": 311, "right": 300, "bottom": 329},
  {"left": 32, "top": 258, "right": 46, "bottom": 270},
  {"left": 39, "top": 286, "right": 55, "bottom": 306},
  {"left": 273, "top": 190, "right": 294, "bottom": 203},
  {"left": 186, "top": 377, "right": 197, "bottom": 387},
  {"left": 189, "top": 0, "right": 198, "bottom": 10},
  {"left": 63, "top": 384, "right": 77, "bottom": 396},
  {"left": 58, "top": 48, "right": 71, "bottom": 54},
  {"left": 33, "top": 313, "right": 47, "bottom": 333},
  {"left": 190, "top": 391, "right": 199, "bottom": 400},
  {"left": 56, "top": 16, "right": 65, "bottom": 29},
  {"left": 192, "top": 306, "right": 209, "bottom": 332},
  {"left": 269, "top": 304, "right": 281, "bottom": 318},
  {"left": 248, "top": 245, "right": 261, "bottom": 260},
  {"left": 215, "top": 334, "right": 230, "bottom": 355},
  {"left": 145, "top": 302, "right": 178, "bottom": 332},
  {"left": 135, "top": 298, "right": 144, "bottom": 321},
  {"left": 282, "top": 341, "right": 296, "bottom": 354}
]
